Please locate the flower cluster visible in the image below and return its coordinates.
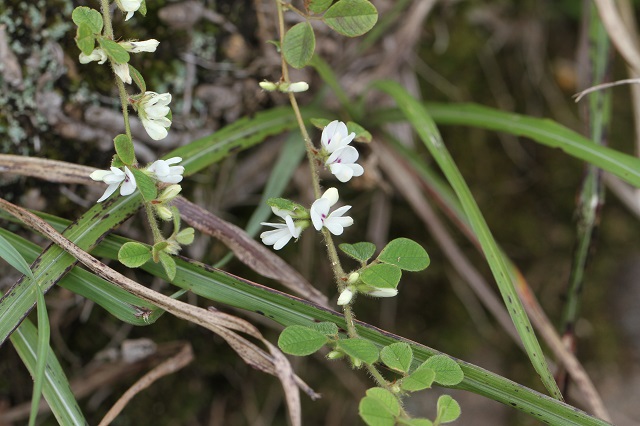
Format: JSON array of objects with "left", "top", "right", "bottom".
[
  {"left": 260, "top": 187, "right": 352, "bottom": 250},
  {"left": 320, "top": 120, "right": 364, "bottom": 183},
  {"left": 90, "top": 157, "right": 185, "bottom": 203},
  {"left": 77, "top": 30, "right": 171, "bottom": 141}
]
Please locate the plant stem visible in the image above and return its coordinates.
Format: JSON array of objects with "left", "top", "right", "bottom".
[
  {"left": 144, "top": 203, "right": 164, "bottom": 243},
  {"left": 100, "top": 0, "right": 114, "bottom": 39},
  {"left": 274, "top": 2, "right": 396, "bottom": 408}
]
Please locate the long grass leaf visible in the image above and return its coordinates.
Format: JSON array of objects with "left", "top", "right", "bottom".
[
  {"left": 9, "top": 315, "right": 86, "bottom": 425},
  {"left": 0, "top": 233, "right": 34, "bottom": 279},
  {"left": 374, "top": 79, "right": 563, "bottom": 400},
  {"left": 28, "top": 284, "right": 49, "bottom": 426},
  {"left": 11, "top": 211, "right": 609, "bottom": 425}
]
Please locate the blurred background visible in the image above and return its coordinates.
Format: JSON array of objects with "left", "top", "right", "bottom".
[{"left": 1, "top": 0, "right": 639, "bottom": 424}]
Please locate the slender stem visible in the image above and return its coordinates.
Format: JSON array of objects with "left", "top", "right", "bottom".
[
  {"left": 144, "top": 203, "right": 164, "bottom": 243},
  {"left": 100, "top": 0, "right": 114, "bottom": 39},
  {"left": 274, "top": 2, "right": 399, "bottom": 411}
]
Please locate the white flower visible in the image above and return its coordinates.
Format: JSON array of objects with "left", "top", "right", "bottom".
[
  {"left": 117, "top": 0, "right": 143, "bottom": 21},
  {"left": 310, "top": 187, "right": 353, "bottom": 235},
  {"left": 337, "top": 288, "right": 354, "bottom": 306},
  {"left": 138, "top": 91, "right": 172, "bottom": 140},
  {"left": 90, "top": 166, "right": 137, "bottom": 202},
  {"left": 320, "top": 120, "right": 363, "bottom": 182},
  {"left": 120, "top": 39, "right": 160, "bottom": 53},
  {"left": 113, "top": 62, "right": 132, "bottom": 84},
  {"left": 325, "top": 146, "right": 364, "bottom": 183},
  {"left": 260, "top": 213, "right": 303, "bottom": 250},
  {"left": 79, "top": 48, "right": 107, "bottom": 65},
  {"left": 147, "top": 157, "right": 184, "bottom": 184},
  {"left": 321, "top": 120, "right": 356, "bottom": 154}
]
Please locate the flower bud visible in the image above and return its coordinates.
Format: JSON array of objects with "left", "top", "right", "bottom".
[
  {"left": 347, "top": 272, "right": 360, "bottom": 285},
  {"left": 259, "top": 81, "right": 278, "bottom": 91},
  {"left": 280, "top": 81, "right": 309, "bottom": 93},
  {"left": 155, "top": 205, "right": 173, "bottom": 221},
  {"left": 327, "top": 350, "right": 344, "bottom": 360},
  {"left": 337, "top": 288, "right": 354, "bottom": 306},
  {"left": 157, "top": 184, "right": 182, "bottom": 203}
]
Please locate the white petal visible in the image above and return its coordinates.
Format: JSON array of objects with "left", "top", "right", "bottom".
[
  {"left": 368, "top": 288, "right": 398, "bottom": 298},
  {"left": 97, "top": 183, "right": 119, "bottom": 202},
  {"left": 310, "top": 198, "right": 330, "bottom": 231},
  {"left": 141, "top": 117, "right": 169, "bottom": 140},
  {"left": 130, "top": 39, "right": 159, "bottom": 53},
  {"left": 113, "top": 63, "right": 132, "bottom": 84},
  {"left": 284, "top": 215, "right": 301, "bottom": 238},
  {"left": 329, "top": 163, "right": 355, "bottom": 183},
  {"left": 165, "top": 157, "right": 182, "bottom": 165},
  {"left": 120, "top": 167, "right": 137, "bottom": 195},
  {"left": 321, "top": 187, "right": 339, "bottom": 206},
  {"left": 324, "top": 215, "right": 353, "bottom": 235},
  {"left": 337, "top": 289, "right": 353, "bottom": 306},
  {"left": 125, "top": 11, "right": 134, "bottom": 20},
  {"left": 327, "top": 146, "right": 359, "bottom": 165},
  {"left": 273, "top": 233, "right": 293, "bottom": 250},
  {"left": 90, "top": 169, "right": 111, "bottom": 181},
  {"left": 271, "top": 206, "right": 295, "bottom": 219},
  {"left": 321, "top": 120, "right": 342, "bottom": 151},
  {"left": 330, "top": 205, "right": 352, "bottom": 218}
]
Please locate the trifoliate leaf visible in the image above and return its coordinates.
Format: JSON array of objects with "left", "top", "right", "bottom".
[
  {"left": 283, "top": 22, "right": 316, "bottom": 68},
  {"left": 424, "top": 355, "right": 464, "bottom": 386},
  {"left": 310, "top": 118, "right": 332, "bottom": 129},
  {"left": 360, "top": 263, "right": 401, "bottom": 289},
  {"left": 129, "top": 168, "right": 157, "bottom": 202},
  {"left": 118, "top": 242, "right": 152, "bottom": 268},
  {"left": 397, "top": 419, "right": 433, "bottom": 426},
  {"left": 378, "top": 238, "right": 430, "bottom": 271},
  {"left": 323, "top": 0, "right": 378, "bottom": 37},
  {"left": 114, "top": 134, "right": 135, "bottom": 166},
  {"left": 436, "top": 395, "right": 461, "bottom": 424},
  {"left": 306, "top": 0, "right": 333, "bottom": 14},
  {"left": 380, "top": 342, "right": 412, "bottom": 373},
  {"left": 98, "top": 38, "right": 130, "bottom": 64},
  {"left": 158, "top": 251, "right": 176, "bottom": 281},
  {"left": 359, "top": 396, "right": 395, "bottom": 426},
  {"left": 278, "top": 325, "right": 327, "bottom": 356},
  {"left": 175, "top": 228, "right": 195, "bottom": 245},
  {"left": 267, "top": 198, "right": 307, "bottom": 216},
  {"left": 359, "top": 387, "right": 400, "bottom": 426},
  {"left": 337, "top": 338, "right": 379, "bottom": 364},
  {"left": 339, "top": 242, "right": 377, "bottom": 263},
  {"left": 347, "top": 121, "right": 372, "bottom": 143},
  {"left": 128, "top": 64, "right": 146, "bottom": 93},
  {"left": 75, "top": 23, "right": 95, "bottom": 56},
  {"left": 308, "top": 322, "right": 339, "bottom": 336},
  {"left": 400, "top": 364, "right": 435, "bottom": 392},
  {"left": 0, "top": 234, "right": 34, "bottom": 280},
  {"left": 72, "top": 6, "right": 103, "bottom": 34}
]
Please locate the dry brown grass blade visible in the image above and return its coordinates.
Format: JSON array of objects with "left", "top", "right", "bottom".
[
  {"left": 593, "top": 0, "right": 640, "bottom": 73},
  {"left": 0, "top": 197, "right": 312, "bottom": 426},
  {"left": 0, "top": 154, "right": 327, "bottom": 307},
  {"left": 0, "top": 154, "right": 96, "bottom": 185},
  {"left": 515, "top": 272, "right": 611, "bottom": 422},
  {"left": 98, "top": 343, "right": 194, "bottom": 426},
  {"left": 374, "top": 142, "right": 611, "bottom": 421},
  {"left": 174, "top": 197, "right": 328, "bottom": 307}
]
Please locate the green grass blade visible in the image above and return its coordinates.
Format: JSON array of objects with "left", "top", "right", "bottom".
[
  {"left": 167, "top": 106, "right": 321, "bottom": 176},
  {"left": 9, "top": 314, "right": 86, "bottom": 425},
  {"left": 0, "top": 195, "right": 141, "bottom": 346},
  {"left": 0, "top": 227, "right": 158, "bottom": 325},
  {"left": 374, "top": 79, "right": 563, "bottom": 400},
  {"left": 0, "top": 106, "right": 318, "bottom": 344},
  {"left": 0, "top": 233, "right": 34, "bottom": 280},
  {"left": 422, "top": 102, "right": 640, "bottom": 187},
  {"left": 29, "top": 283, "right": 50, "bottom": 426},
  {"left": 13, "top": 211, "right": 609, "bottom": 425},
  {"left": 215, "top": 130, "right": 306, "bottom": 268}
]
